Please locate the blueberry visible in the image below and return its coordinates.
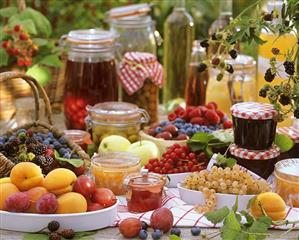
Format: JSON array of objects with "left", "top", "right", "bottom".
[
  {"left": 170, "top": 228, "right": 181, "bottom": 237},
  {"left": 59, "top": 136, "right": 67, "bottom": 144},
  {"left": 53, "top": 141, "right": 62, "bottom": 149},
  {"left": 43, "top": 139, "right": 50, "bottom": 145},
  {"left": 59, "top": 148, "right": 67, "bottom": 155},
  {"left": 191, "top": 226, "right": 201, "bottom": 236},
  {"left": 71, "top": 153, "right": 79, "bottom": 159},
  {"left": 179, "top": 129, "right": 186, "bottom": 134},
  {"left": 63, "top": 152, "right": 71, "bottom": 159},
  {"left": 186, "top": 128, "right": 193, "bottom": 136},
  {"left": 47, "top": 132, "right": 54, "bottom": 139},
  {"left": 186, "top": 123, "right": 192, "bottom": 128},
  {"left": 174, "top": 122, "right": 182, "bottom": 128},
  {"left": 49, "top": 144, "right": 54, "bottom": 149},
  {"left": 160, "top": 121, "right": 169, "bottom": 127},
  {"left": 174, "top": 118, "right": 185, "bottom": 123},
  {"left": 141, "top": 221, "right": 148, "bottom": 230},
  {"left": 209, "top": 125, "right": 216, "bottom": 130},
  {"left": 138, "top": 229, "right": 148, "bottom": 239},
  {"left": 151, "top": 229, "right": 162, "bottom": 240},
  {"left": 155, "top": 127, "right": 163, "bottom": 134}
]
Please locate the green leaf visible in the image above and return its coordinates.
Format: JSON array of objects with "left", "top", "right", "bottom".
[
  {"left": 232, "top": 196, "right": 239, "bottom": 212},
  {"left": 0, "top": 7, "right": 18, "bottom": 18},
  {"left": 216, "top": 154, "right": 237, "bottom": 168},
  {"left": 221, "top": 211, "right": 242, "bottom": 240},
  {"left": 187, "top": 141, "right": 206, "bottom": 152},
  {"left": 274, "top": 133, "right": 294, "bottom": 153},
  {"left": 204, "top": 206, "right": 230, "bottom": 224},
  {"left": 8, "top": 17, "right": 37, "bottom": 35},
  {"left": 247, "top": 216, "right": 272, "bottom": 240},
  {"left": 169, "top": 234, "right": 182, "bottom": 240},
  {"left": 26, "top": 65, "right": 52, "bottom": 87},
  {"left": 19, "top": 8, "right": 52, "bottom": 37},
  {"left": 0, "top": 48, "right": 9, "bottom": 67},
  {"left": 23, "top": 233, "right": 48, "bottom": 240},
  {"left": 32, "top": 38, "right": 49, "bottom": 47},
  {"left": 54, "top": 150, "right": 84, "bottom": 168},
  {"left": 191, "top": 132, "right": 215, "bottom": 144},
  {"left": 212, "top": 130, "right": 234, "bottom": 143},
  {"left": 39, "top": 55, "right": 62, "bottom": 67}
]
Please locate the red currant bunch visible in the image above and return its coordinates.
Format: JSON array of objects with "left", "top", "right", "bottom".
[{"left": 144, "top": 144, "right": 207, "bottom": 174}]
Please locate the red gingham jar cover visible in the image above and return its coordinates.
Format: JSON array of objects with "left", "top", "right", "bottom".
[
  {"left": 277, "top": 126, "right": 299, "bottom": 143},
  {"left": 230, "top": 144, "right": 280, "bottom": 160},
  {"left": 230, "top": 102, "right": 278, "bottom": 120},
  {"left": 119, "top": 51, "right": 164, "bottom": 95}
]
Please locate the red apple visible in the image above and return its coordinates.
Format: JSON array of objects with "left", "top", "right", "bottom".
[
  {"left": 73, "top": 175, "right": 96, "bottom": 198},
  {"left": 91, "top": 188, "right": 116, "bottom": 208},
  {"left": 87, "top": 202, "right": 104, "bottom": 212},
  {"left": 73, "top": 165, "right": 86, "bottom": 176}
]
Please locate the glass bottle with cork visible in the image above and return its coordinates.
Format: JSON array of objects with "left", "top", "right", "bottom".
[{"left": 163, "top": 0, "right": 194, "bottom": 108}]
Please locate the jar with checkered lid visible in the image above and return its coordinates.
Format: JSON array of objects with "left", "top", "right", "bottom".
[
  {"left": 229, "top": 144, "right": 280, "bottom": 179},
  {"left": 231, "top": 102, "right": 278, "bottom": 150}
]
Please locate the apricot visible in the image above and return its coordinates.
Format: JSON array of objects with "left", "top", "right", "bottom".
[
  {"left": 119, "top": 218, "right": 141, "bottom": 238},
  {"left": 43, "top": 168, "right": 77, "bottom": 195},
  {"left": 26, "top": 186, "right": 48, "bottom": 213},
  {"left": 56, "top": 192, "right": 87, "bottom": 214},
  {"left": 250, "top": 192, "right": 286, "bottom": 221},
  {"left": 10, "top": 162, "right": 44, "bottom": 191},
  {"left": 0, "top": 183, "right": 19, "bottom": 210},
  {"left": 0, "top": 177, "right": 11, "bottom": 184}
]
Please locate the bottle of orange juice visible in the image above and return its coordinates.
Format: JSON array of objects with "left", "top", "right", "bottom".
[{"left": 257, "top": 0, "right": 297, "bottom": 127}]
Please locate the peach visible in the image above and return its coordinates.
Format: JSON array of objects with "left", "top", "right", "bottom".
[
  {"left": 0, "top": 177, "right": 11, "bottom": 184},
  {"left": 26, "top": 186, "right": 48, "bottom": 213},
  {"left": 0, "top": 183, "right": 19, "bottom": 210},
  {"left": 56, "top": 192, "right": 87, "bottom": 214},
  {"left": 10, "top": 162, "right": 44, "bottom": 191},
  {"left": 43, "top": 168, "right": 77, "bottom": 195}
]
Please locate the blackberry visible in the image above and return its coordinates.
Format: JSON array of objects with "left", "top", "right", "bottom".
[
  {"left": 60, "top": 229, "right": 75, "bottom": 239},
  {"left": 294, "top": 108, "right": 299, "bottom": 119},
  {"left": 211, "top": 33, "right": 217, "bottom": 40},
  {"left": 279, "top": 95, "right": 291, "bottom": 106},
  {"left": 283, "top": 61, "right": 295, "bottom": 75},
  {"left": 200, "top": 40, "right": 209, "bottom": 48},
  {"left": 48, "top": 221, "right": 60, "bottom": 232},
  {"left": 229, "top": 49, "right": 238, "bottom": 59},
  {"left": 264, "top": 68, "right": 275, "bottom": 82},
  {"left": 3, "top": 142, "right": 18, "bottom": 156},
  {"left": 25, "top": 137, "right": 39, "bottom": 145},
  {"left": 48, "top": 232, "right": 61, "bottom": 240},
  {"left": 226, "top": 64, "right": 234, "bottom": 74},
  {"left": 271, "top": 48, "right": 280, "bottom": 55},
  {"left": 259, "top": 89, "right": 267, "bottom": 98},
  {"left": 197, "top": 63, "right": 207, "bottom": 72},
  {"left": 31, "top": 144, "right": 47, "bottom": 155},
  {"left": 211, "top": 57, "right": 220, "bottom": 65},
  {"left": 263, "top": 13, "right": 273, "bottom": 21}
]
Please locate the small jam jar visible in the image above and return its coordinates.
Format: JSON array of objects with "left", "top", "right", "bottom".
[
  {"left": 231, "top": 102, "right": 278, "bottom": 150},
  {"left": 91, "top": 152, "right": 141, "bottom": 195},
  {"left": 229, "top": 144, "right": 280, "bottom": 179},
  {"left": 63, "top": 130, "right": 92, "bottom": 152},
  {"left": 275, "top": 158, "right": 299, "bottom": 207},
  {"left": 86, "top": 102, "right": 149, "bottom": 146},
  {"left": 277, "top": 126, "right": 299, "bottom": 159},
  {"left": 124, "top": 169, "right": 168, "bottom": 213}
]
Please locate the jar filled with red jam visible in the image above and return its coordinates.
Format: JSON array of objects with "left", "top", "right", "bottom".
[
  {"left": 231, "top": 102, "right": 278, "bottom": 150},
  {"left": 61, "top": 29, "right": 119, "bottom": 130},
  {"left": 63, "top": 130, "right": 92, "bottom": 152},
  {"left": 124, "top": 169, "right": 168, "bottom": 213},
  {"left": 229, "top": 144, "right": 280, "bottom": 179}
]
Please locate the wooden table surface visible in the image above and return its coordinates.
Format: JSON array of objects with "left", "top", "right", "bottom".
[{"left": 1, "top": 114, "right": 298, "bottom": 240}]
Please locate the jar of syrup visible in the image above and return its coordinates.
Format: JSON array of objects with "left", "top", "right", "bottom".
[
  {"left": 61, "top": 29, "right": 119, "bottom": 130},
  {"left": 124, "top": 169, "right": 168, "bottom": 213},
  {"left": 229, "top": 144, "right": 280, "bottom": 179},
  {"left": 231, "top": 102, "right": 278, "bottom": 150},
  {"left": 63, "top": 130, "right": 92, "bottom": 152}
]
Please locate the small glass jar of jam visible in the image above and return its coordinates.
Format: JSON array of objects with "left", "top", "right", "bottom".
[
  {"left": 124, "top": 169, "right": 168, "bottom": 213},
  {"left": 229, "top": 144, "right": 280, "bottom": 179},
  {"left": 274, "top": 158, "right": 299, "bottom": 207},
  {"left": 277, "top": 126, "right": 299, "bottom": 159},
  {"left": 86, "top": 101, "right": 149, "bottom": 146},
  {"left": 63, "top": 130, "right": 92, "bottom": 152},
  {"left": 231, "top": 102, "right": 278, "bottom": 150},
  {"left": 91, "top": 152, "right": 141, "bottom": 195}
]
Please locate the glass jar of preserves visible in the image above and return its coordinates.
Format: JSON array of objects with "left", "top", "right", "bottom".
[
  {"left": 124, "top": 169, "right": 168, "bottom": 213},
  {"left": 274, "top": 158, "right": 299, "bottom": 207},
  {"left": 86, "top": 102, "right": 149, "bottom": 146},
  {"left": 61, "top": 29, "right": 119, "bottom": 130},
  {"left": 91, "top": 152, "right": 141, "bottom": 195},
  {"left": 231, "top": 102, "right": 278, "bottom": 150},
  {"left": 229, "top": 144, "right": 280, "bottom": 179},
  {"left": 63, "top": 130, "right": 92, "bottom": 152}
]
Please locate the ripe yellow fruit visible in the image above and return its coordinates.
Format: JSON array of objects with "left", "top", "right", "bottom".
[
  {"left": 56, "top": 192, "right": 87, "bottom": 214},
  {"left": 250, "top": 192, "right": 286, "bottom": 221}
]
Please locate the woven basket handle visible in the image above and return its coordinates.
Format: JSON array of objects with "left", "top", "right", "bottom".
[{"left": 0, "top": 71, "right": 53, "bottom": 125}]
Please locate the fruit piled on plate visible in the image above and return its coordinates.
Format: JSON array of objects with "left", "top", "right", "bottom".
[
  {"left": 0, "top": 162, "right": 116, "bottom": 214},
  {"left": 144, "top": 144, "right": 207, "bottom": 174},
  {"left": 145, "top": 102, "right": 232, "bottom": 140},
  {"left": 0, "top": 129, "right": 85, "bottom": 175}
]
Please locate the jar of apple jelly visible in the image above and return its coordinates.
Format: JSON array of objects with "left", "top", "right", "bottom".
[
  {"left": 124, "top": 169, "right": 168, "bottom": 213},
  {"left": 61, "top": 29, "right": 119, "bottom": 130},
  {"left": 63, "top": 130, "right": 92, "bottom": 152},
  {"left": 86, "top": 102, "right": 150, "bottom": 146},
  {"left": 277, "top": 126, "right": 299, "bottom": 159},
  {"left": 231, "top": 102, "right": 278, "bottom": 150},
  {"left": 274, "top": 158, "right": 299, "bottom": 207},
  {"left": 229, "top": 144, "right": 280, "bottom": 179},
  {"left": 91, "top": 152, "right": 141, "bottom": 195}
]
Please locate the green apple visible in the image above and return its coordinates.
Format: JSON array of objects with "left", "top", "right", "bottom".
[
  {"left": 127, "top": 140, "right": 160, "bottom": 166},
  {"left": 98, "top": 135, "right": 131, "bottom": 153}
]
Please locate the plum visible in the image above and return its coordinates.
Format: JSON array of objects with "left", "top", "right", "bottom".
[
  {"left": 119, "top": 218, "right": 142, "bottom": 238},
  {"left": 150, "top": 207, "right": 174, "bottom": 233},
  {"left": 4, "top": 192, "right": 30, "bottom": 212}
]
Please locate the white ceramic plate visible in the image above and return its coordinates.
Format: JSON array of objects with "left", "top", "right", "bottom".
[
  {"left": 167, "top": 172, "right": 189, "bottom": 188},
  {"left": 0, "top": 200, "right": 118, "bottom": 232},
  {"left": 178, "top": 184, "right": 254, "bottom": 211}
]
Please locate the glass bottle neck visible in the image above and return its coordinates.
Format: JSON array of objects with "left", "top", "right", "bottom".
[
  {"left": 174, "top": 0, "right": 185, "bottom": 10},
  {"left": 219, "top": 0, "right": 232, "bottom": 17}
]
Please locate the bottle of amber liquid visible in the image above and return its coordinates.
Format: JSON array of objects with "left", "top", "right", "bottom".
[{"left": 185, "top": 41, "right": 209, "bottom": 106}]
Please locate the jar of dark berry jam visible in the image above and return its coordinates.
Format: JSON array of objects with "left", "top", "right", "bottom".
[
  {"left": 229, "top": 143, "right": 280, "bottom": 179},
  {"left": 63, "top": 130, "right": 92, "bottom": 152},
  {"left": 231, "top": 102, "right": 278, "bottom": 150},
  {"left": 277, "top": 126, "right": 299, "bottom": 159},
  {"left": 61, "top": 29, "right": 119, "bottom": 130},
  {"left": 124, "top": 169, "right": 168, "bottom": 213}
]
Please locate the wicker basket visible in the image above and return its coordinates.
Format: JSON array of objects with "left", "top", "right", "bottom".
[{"left": 0, "top": 71, "right": 90, "bottom": 178}]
